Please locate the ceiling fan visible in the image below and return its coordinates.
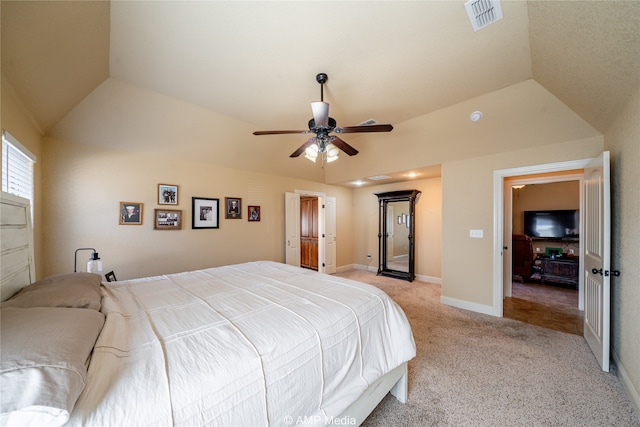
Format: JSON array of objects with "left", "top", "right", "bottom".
[{"left": 253, "top": 73, "right": 393, "bottom": 163}]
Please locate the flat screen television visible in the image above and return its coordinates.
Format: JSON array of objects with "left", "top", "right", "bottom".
[{"left": 523, "top": 210, "right": 579, "bottom": 239}]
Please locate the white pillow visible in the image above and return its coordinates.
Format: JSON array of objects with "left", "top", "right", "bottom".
[
  {"left": 1, "top": 272, "right": 102, "bottom": 311},
  {"left": 0, "top": 307, "right": 105, "bottom": 426}
]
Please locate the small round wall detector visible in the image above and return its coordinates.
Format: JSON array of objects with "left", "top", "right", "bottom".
[{"left": 470, "top": 111, "right": 483, "bottom": 122}]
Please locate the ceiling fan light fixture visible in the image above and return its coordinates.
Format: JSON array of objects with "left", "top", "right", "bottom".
[
  {"left": 326, "top": 143, "right": 340, "bottom": 163},
  {"left": 304, "top": 144, "right": 319, "bottom": 162}
]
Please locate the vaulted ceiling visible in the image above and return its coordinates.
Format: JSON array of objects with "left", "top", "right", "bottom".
[{"left": 2, "top": 1, "right": 639, "bottom": 184}]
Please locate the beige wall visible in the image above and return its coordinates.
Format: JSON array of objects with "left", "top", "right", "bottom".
[
  {"left": 326, "top": 80, "right": 600, "bottom": 186},
  {"left": 352, "top": 178, "right": 442, "bottom": 282},
  {"left": 1, "top": 74, "right": 45, "bottom": 279},
  {"left": 40, "top": 137, "right": 355, "bottom": 280},
  {"left": 512, "top": 181, "right": 580, "bottom": 255},
  {"left": 606, "top": 86, "right": 640, "bottom": 413},
  {"left": 512, "top": 181, "right": 580, "bottom": 234},
  {"left": 441, "top": 136, "right": 603, "bottom": 308}
]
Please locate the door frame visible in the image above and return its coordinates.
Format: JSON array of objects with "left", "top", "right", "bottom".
[{"left": 492, "top": 158, "right": 593, "bottom": 316}]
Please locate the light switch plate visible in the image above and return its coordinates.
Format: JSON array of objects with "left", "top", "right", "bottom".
[{"left": 470, "top": 229, "right": 483, "bottom": 238}]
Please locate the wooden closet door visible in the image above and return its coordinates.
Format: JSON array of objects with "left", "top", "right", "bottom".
[{"left": 300, "top": 197, "right": 319, "bottom": 270}]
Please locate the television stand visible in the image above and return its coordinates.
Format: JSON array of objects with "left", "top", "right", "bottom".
[{"left": 534, "top": 256, "right": 579, "bottom": 289}]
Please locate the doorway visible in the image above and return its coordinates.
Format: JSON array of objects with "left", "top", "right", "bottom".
[
  {"left": 491, "top": 158, "right": 591, "bottom": 316},
  {"left": 502, "top": 174, "right": 584, "bottom": 334},
  {"left": 284, "top": 191, "right": 337, "bottom": 274}
]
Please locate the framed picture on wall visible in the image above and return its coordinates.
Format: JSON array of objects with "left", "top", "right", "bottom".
[
  {"left": 225, "top": 197, "right": 242, "bottom": 219},
  {"left": 154, "top": 209, "right": 182, "bottom": 230},
  {"left": 158, "top": 184, "right": 178, "bottom": 205},
  {"left": 248, "top": 205, "right": 260, "bottom": 222},
  {"left": 192, "top": 197, "right": 219, "bottom": 229},
  {"left": 119, "top": 202, "right": 143, "bottom": 225}
]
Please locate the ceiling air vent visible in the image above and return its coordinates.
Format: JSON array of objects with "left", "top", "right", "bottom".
[
  {"left": 368, "top": 175, "right": 391, "bottom": 181},
  {"left": 465, "top": 0, "right": 503, "bottom": 32}
]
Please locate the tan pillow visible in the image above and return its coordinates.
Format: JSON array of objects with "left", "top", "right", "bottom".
[
  {"left": 0, "top": 307, "right": 105, "bottom": 426},
  {"left": 1, "top": 272, "right": 102, "bottom": 311}
]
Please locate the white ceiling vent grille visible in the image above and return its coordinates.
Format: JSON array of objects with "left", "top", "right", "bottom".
[
  {"left": 465, "top": 0, "right": 503, "bottom": 32},
  {"left": 368, "top": 175, "right": 391, "bottom": 181},
  {"left": 358, "top": 119, "right": 378, "bottom": 126}
]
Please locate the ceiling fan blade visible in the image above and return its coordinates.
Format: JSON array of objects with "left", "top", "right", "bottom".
[
  {"left": 290, "top": 138, "right": 316, "bottom": 158},
  {"left": 331, "top": 137, "right": 359, "bottom": 156},
  {"left": 253, "top": 130, "right": 308, "bottom": 135},
  {"left": 311, "top": 101, "right": 329, "bottom": 127},
  {"left": 336, "top": 124, "right": 394, "bottom": 134}
]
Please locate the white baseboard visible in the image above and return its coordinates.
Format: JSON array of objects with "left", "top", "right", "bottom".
[
  {"left": 415, "top": 274, "right": 441, "bottom": 284},
  {"left": 349, "top": 264, "right": 443, "bottom": 284},
  {"left": 440, "top": 295, "right": 498, "bottom": 316},
  {"left": 351, "top": 263, "right": 377, "bottom": 273},
  {"left": 612, "top": 349, "right": 640, "bottom": 418}
]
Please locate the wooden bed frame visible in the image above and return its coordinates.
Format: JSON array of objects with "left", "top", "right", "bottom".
[
  {"left": 0, "top": 192, "right": 35, "bottom": 302},
  {"left": 0, "top": 191, "right": 409, "bottom": 426}
]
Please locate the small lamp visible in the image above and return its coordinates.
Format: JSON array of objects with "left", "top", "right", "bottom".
[{"left": 74, "top": 248, "right": 104, "bottom": 273}]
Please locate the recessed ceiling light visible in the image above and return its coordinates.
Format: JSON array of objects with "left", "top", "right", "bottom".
[
  {"left": 407, "top": 172, "right": 418, "bottom": 178},
  {"left": 470, "top": 111, "right": 483, "bottom": 122},
  {"left": 353, "top": 180, "right": 365, "bottom": 186}
]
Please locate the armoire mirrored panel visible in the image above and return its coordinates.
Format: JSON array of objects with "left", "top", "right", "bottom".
[{"left": 375, "top": 190, "right": 421, "bottom": 282}]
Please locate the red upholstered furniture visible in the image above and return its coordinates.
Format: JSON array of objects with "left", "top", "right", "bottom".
[{"left": 512, "top": 234, "right": 534, "bottom": 282}]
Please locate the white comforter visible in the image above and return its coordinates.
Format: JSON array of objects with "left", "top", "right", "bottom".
[{"left": 67, "top": 261, "right": 415, "bottom": 426}]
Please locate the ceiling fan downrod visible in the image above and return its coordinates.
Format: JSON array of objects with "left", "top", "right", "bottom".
[{"left": 316, "top": 73, "right": 328, "bottom": 102}]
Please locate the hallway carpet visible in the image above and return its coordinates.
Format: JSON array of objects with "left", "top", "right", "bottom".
[{"left": 334, "top": 269, "right": 639, "bottom": 427}]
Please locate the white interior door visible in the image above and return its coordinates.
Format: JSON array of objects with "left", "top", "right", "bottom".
[
  {"left": 583, "top": 151, "right": 611, "bottom": 372},
  {"left": 324, "top": 196, "right": 337, "bottom": 274},
  {"left": 386, "top": 205, "right": 395, "bottom": 260},
  {"left": 317, "top": 196, "right": 326, "bottom": 273},
  {"left": 503, "top": 181, "right": 514, "bottom": 298},
  {"left": 285, "top": 192, "right": 301, "bottom": 267}
]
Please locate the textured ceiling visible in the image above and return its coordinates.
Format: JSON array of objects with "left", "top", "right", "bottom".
[{"left": 1, "top": 1, "right": 639, "bottom": 183}]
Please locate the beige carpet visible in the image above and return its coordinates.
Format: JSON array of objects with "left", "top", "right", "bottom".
[{"left": 334, "top": 269, "right": 640, "bottom": 427}]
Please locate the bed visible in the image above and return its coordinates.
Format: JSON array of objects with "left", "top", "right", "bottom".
[{"left": 0, "top": 192, "right": 416, "bottom": 426}]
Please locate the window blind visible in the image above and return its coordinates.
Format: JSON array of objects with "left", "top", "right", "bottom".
[{"left": 2, "top": 130, "right": 36, "bottom": 205}]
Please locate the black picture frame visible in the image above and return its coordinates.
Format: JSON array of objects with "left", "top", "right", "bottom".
[
  {"left": 192, "top": 197, "right": 219, "bottom": 229},
  {"left": 225, "top": 197, "right": 242, "bottom": 219}
]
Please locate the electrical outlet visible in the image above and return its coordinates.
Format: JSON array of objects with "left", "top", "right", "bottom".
[{"left": 569, "top": 249, "right": 574, "bottom": 255}]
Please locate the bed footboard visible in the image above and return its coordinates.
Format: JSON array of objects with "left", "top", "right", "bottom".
[{"left": 336, "top": 362, "right": 409, "bottom": 426}]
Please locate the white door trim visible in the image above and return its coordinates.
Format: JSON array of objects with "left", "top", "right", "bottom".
[{"left": 492, "top": 158, "right": 593, "bottom": 317}]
